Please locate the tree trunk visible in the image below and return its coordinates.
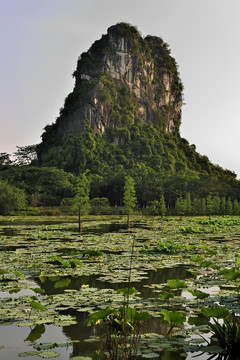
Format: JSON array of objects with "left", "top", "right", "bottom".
[{"left": 78, "top": 207, "right": 82, "bottom": 234}]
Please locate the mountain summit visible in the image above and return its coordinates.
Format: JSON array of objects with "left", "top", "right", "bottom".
[{"left": 39, "top": 23, "right": 183, "bottom": 146}]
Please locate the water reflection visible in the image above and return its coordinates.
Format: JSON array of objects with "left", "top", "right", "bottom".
[
  {"left": 33, "top": 265, "right": 194, "bottom": 358},
  {"left": 35, "top": 265, "right": 193, "bottom": 299}
]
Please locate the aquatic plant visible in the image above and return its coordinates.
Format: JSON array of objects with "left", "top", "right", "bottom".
[
  {"left": 208, "top": 312, "right": 240, "bottom": 356},
  {"left": 160, "top": 309, "right": 186, "bottom": 337},
  {"left": 86, "top": 305, "right": 150, "bottom": 359}
]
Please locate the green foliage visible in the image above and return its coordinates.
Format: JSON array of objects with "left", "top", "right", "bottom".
[
  {"left": 116, "top": 287, "right": 138, "bottom": 296},
  {"left": 0, "top": 152, "right": 12, "bottom": 166},
  {"left": 190, "top": 254, "right": 204, "bottom": 263},
  {"left": 0, "top": 179, "right": 26, "bottom": 215},
  {"left": 160, "top": 309, "right": 186, "bottom": 336},
  {"left": 72, "top": 172, "right": 91, "bottom": 232},
  {"left": 72, "top": 173, "right": 91, "bottom": 215},
  {"left": 123, "top": 176, "right": 137, "bottom": 228},
  {"left": 166, "top": 279, "right": 188, "bottom": 289},
  {"left": 158, "top": 291, "right": 174, "bottom": 301},
  {"left": 188, "top": 289, "right": 209, "bottom": 300},
  {"left": 29, "top": 300, "right": 46, "bottom": 312},
  {"left": 208, "top": 312, "right": 240, "bottom": 355},
  {"left": 220, "top": 268, "right": 240, "bottom": 282},
  {"left": 201, "top": 306, "right": 229, "bottom": 319},
  {"left": 13, "top": 145, "right": 37, "bottom": 166},
  {"left": 123, "top": 176, "right": 137, "bottom": 214},
  {"left": 28, "top": 118, "right": 240, "bottom": 209},
  {"left": 0, "top": 166, "right": 75, "bottom": 206},
  {"left": 86, "top": 305, "right": 151, "bottom": 359}
]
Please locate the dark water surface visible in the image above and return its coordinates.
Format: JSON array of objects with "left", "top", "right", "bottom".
[{"left": 0, "top": 218, "right": 213, "bottom": 360}]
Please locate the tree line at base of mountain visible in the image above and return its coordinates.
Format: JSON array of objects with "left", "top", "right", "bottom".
[
  {"left": 0, "top": 168, "right": 240, "bottom": 217},
  {"left": 1, "top": 123, "right": 240, "bottom": 216}
]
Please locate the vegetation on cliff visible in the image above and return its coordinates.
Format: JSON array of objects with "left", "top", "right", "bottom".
[{"left": 0, "top": 23, "right": 240, "bottom": 214}]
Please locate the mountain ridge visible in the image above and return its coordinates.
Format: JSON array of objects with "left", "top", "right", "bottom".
[{"left": 37, "top": 22, "right": 183, "bottom": 157}]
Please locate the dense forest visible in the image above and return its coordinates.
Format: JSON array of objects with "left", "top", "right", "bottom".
[
  {"left": 0, "top": 122, "right": 239, "bottom": 216},
  {"left": 0, "top": 23, "right": 240, "bottom": 216}
]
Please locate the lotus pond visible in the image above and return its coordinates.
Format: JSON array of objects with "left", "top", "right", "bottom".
[{"left": 1, "top": 215, "right": 240, "bottom": 360}]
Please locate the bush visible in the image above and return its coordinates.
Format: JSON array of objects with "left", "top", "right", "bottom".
[{"left": 0, "top": 179, "right": 26, "bottom": 215}]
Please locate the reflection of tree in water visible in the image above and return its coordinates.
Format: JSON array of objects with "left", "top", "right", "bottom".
[
  {"left": 61, "top": 309, "right": 106, "bottom": 358},
  {"left": 62, "top": 310, "right": 187, "bottom": 359},
  {"left": 41, "top": 265, "right": 193, "bottom": 359},
  {"left": 36, "top": 265, "right": 194, "bottom": 299}
]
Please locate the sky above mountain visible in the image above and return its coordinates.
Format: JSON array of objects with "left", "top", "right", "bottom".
[{"left": 1, "top": 0, "right": 240, "bottom": 176}]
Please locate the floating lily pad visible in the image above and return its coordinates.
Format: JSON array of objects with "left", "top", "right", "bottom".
[
  {"left": 18, "top": 351, "right": 39, "bottom": 357},
  {"left": 38, "top": 351, "right": 59, "bottom": 358}
]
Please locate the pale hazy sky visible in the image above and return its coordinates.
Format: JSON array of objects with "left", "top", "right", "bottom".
[{"left": 1, "top": 0, "right": 240, "bottom": 176}]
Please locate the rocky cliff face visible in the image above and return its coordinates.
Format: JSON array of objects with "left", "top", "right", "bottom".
[{"left": 41, "top": 23, "right": 183, "bottom": 143}]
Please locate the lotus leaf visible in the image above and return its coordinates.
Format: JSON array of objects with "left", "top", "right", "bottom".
[
  {"left": 166, "top": 279, "right": 188, "bottom": 289},
  {"left": 38, "top": 351, "right": 59, "bottom": 358},
  {"left": 161, "top": 309, "right": 186, "bottom": 326},
  {"left": 18, "top": 351, "right": 39, "bottom": 357},
  {"left": 188, "top": 289, "right": 210, "bottom": 300},
  {"left": 201, "top": 306, "right": 229, "bottom": 319}
]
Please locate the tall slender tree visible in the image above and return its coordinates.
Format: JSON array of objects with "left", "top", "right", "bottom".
[
  {"left": 72, "top": 172, "right": 90, "bottom": 233},
  {"left": 159, "top": 194, "right": 167, "bottom": 218},
  {"left": 123, "top": 176, "right": 137, "bottom": 230}
]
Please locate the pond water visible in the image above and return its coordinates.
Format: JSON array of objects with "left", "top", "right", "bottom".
[{"left": 1, "top": 215, "right": 240, "bottom": 359}]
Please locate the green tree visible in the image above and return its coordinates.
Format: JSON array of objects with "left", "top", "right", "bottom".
[
  {"left": 0, "top": 179, "right": 26, "bottom": 215},
  {"left": 13, "top": 145, "right": 37, "bottom": 166},
  {"left": 201, "top": 198, "right": 206, "bottom": 215},
  {"left": 0, "top": 152, "right": 12, "bottom": 166},
  {"left": 175, "top": 196, "right": 187, "bottom": 216},
  {"left": 233, "top": 199, "right": 239, "bottom": 215},
  {"left": 212, "top": 195, "right": 221, "bottom": 215},
  {"left": 159, "top": 194, "right": 167, "bottom": 217},
  {"left": 221, "top": 197, "right": 226, "bottom": 215},
  {"left": 206, "top": 195, "right": 214, "bottom": 219},
  {"left": 123, "top": 176, "right": 137, "bottom": 229},
  {"left": 72, "top": 172, "right": 91, "bottom": 233},
  {"left": 186, "top": 192, "right": 192, "bottom": 215},
  {"left": 226, "top": 198, "right": 233, "bottom": 215}
]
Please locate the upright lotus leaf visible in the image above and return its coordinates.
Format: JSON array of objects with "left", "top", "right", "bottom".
[
  {"left": 199, "top": 260, "right": 214, "bottom": 268},
  {"left": 236, "top": 257, "right": 240, "bottom": 268},
  {"left": 161, "top": 309, "right": 186, "bottom": 336},
  {"left": 30, "top": 287, "right": 45, "bottom": 295},
  {"left": 161, "top": 309, "right": 186, "bottom": 326},
  {"left": 220, "top": 268, "right": 240, "bottom": 281},
  {"left": 24, "top": 324, "right": 45, "bottom": 342},
  {"left": 159, "top": 291, "right": 174, "bottom": 301},
  {"left": 69, "top": 258, "right": 83, "bottom": 267},
  {"left": 117, "top": 287, "right": 138, "bottom": 296},
  {"left": 49, "top": 255, "right": 71, "bottom": 268},
  {"left": 86, "top": 307, "right": 117, "bottom": 326},
  {"left": 201, "top": 306, "right": 229, "bottom": 319},
  {"left": 188, "top": 289, "right": 210, "bottom": 300},
  {"left": 29, "top": 300, "right": 46, "bottom": 312},
  {"left": 12, "top": 270, "right": 25, "bottom": 278},
  {"left": 167, "top": 279, "right": 188, "bottom": 289},
  {"left": 190, "top": 255, "right": 204, "bottom": 263},
  {"left": 135, "top": 310, "right": 151, "bottom": 322}
]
